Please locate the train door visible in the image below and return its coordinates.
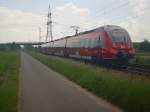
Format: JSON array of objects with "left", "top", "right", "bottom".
[
  {"left": 98, "top": 33, "right": 104, "bottom": 60},
  {"left": 64, "top": 38, "right": 68, "bottom": 57}
]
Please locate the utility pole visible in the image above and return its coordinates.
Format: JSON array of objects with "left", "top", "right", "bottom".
[
  {"left": 39, "top": 27, "right": 41, "bottom": 42},
  {"left": 71, "top": 26, "right": 80, "bottom": 36},
  {"left": 46, "top": 4, "right": 53, "bottom": 42}
]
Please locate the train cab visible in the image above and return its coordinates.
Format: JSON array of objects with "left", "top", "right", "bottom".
[{"left": 104, "top": 26, "right": 135, "bottom": 61}]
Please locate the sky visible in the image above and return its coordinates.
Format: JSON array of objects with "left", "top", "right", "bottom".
[{"left": 0, "top": 0, "right": 150, "bottom": 43}]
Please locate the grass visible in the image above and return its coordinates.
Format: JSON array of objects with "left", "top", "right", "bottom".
[
  {"left": 130, "top": 52, "right": 150, "bottom": 65},
  {"left": 30, "top": 51, "right": 150, "bottom": 112},
  {"left": 0, "top": 51, "right": 19, "bottom": 112}
]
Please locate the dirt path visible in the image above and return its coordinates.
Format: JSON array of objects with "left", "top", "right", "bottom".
[{"left": 20, "top": 52, "right": 121, "bottom": 112}]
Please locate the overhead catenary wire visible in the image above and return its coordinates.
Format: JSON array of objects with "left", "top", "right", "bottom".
[
  {"left": 39, "top": 1, "right": 149, "bottom": 41},
  {"left": 90, "top": 5, "right": 150, "bottom": 29},
  {"left": 49, "top": 2, "right": 142, "bottom": 29},
  {"left": 93, "top": 1, "right": 129, "bottom": 19}
]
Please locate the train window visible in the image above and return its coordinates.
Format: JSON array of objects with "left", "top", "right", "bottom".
[
  {"left": 109, "top": 30, "right": 130, "bottom": 43},
  {"left": 84, "top": 39, "right": 88, "bottom": 48},
  {"left": 84, "top": 39, "right": 87, "bottom": 48},
  {"left": 98, "top": 36, "right": 102, "bottom": 48},
  {"left": 77, "top": 41, "right": 80, "bottom": 48},
  {"left": 81, "top": 40, "right": 84, "bottom": 47},
  {"left": 88, "top": 39, "right": 91, "bottom": 48},
  {"left": 90, "top": 39, "right": 94, "bottom": 48},
  {"left": 80, "top": 40, "right": 84, "bottom": 47},
  {"left": 91, "top": 38, "right": 95, "bottom": 48},
  {"left": 82, "top": 40, "right": 84, "bottom": 47},
  {"left": 73, "top": 43, "right": 75, "bottom": 48},
  {"left": 98, "top": 35, "right": 105, "bottom": 48},
  {"left": 93, "top": 39, "right": 97, "bottom": 48},
  {"left": 79, "top": 41, "right": 81, "bottom": 47},
  {"left": 80, "top": 40, "right": 82, "bottom": 47},
  {"left": 75, "top": 41, "right": 80, "bottom": 48},
  {"left": 101, "top": 37, "right": 105, "bottom": 48},
  {"left": 70, "top": 42, "right": 73, "bottom": 48},
  {"left": 80, "top": 39, "right": 92, "bottom": 48},
  {"left": 71, "top": 42, "right": 75, "bottom": 47},
  {"left": 74, "top": 42, "right": 79, "bottom": 48},
  {"left": 93, "top": 39, "right": 96, "bottom": 47},
  {"left": 83, "top": 39, "right": 86, "bottom": 48},
  {"left": 94, "top": 37, "right": 98, "bottom": 47},
  {"left": 86, "top": 39, "right": 89, "bottom": 48}
]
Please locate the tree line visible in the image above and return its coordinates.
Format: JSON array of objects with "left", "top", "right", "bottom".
[
  {"left": 0, "top": 40, "right": 149, "bottom": 52},
  {"left": 134, "top": 39, "right": 150, "bottom": 52},
  {"left": 0, "top": 42, "right": 20, "bottom": 51}
]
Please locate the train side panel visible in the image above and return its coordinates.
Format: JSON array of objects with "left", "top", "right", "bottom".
[{"left": 40, "top": 25, "right": 135, "bottom": 64}]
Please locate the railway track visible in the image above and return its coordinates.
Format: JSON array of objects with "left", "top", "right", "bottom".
[
  {"left": 41, "top": 53, "right": 150, "bottom": 76},
  {"left": 114, "top": 64, "right": 150, "bottom": 76},
  {"left": 77, "top": 59, "right": 150, "bottom": 76},
  {"left": 66, "top": 57, "right": 150, "bottom": 76}
]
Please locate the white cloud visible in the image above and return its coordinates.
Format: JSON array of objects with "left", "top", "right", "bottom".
[
  {"left": 52, "top": 2, "right": 150, "bottom": 42},
  {"left": 118, "top": 0, "right": 150, "bottom": 42},
  {"left": 52, "top": 3, "right": 113, "bottom": 39},
  {"left": 52, "top": 3, "right": 91, "bottom": 38},
  {"left": 0, "top": 6, "right": 46, "bottom": 43},
  {"left": 0, "top": 1, "right": 149, "bottom": 43},
  {"left": 0, "top": 4, "right": 94, "bottom": 42},
  {"left": 0, "top": 3, "right": 114, "bottom": 42}
]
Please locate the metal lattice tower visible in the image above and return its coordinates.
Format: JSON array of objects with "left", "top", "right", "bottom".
[{"left": 46, "top": 5, "right": 53, "bottom": 42}]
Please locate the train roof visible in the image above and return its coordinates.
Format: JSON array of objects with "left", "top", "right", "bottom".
[{"left": 45, "top": 25, "right": 124, "bottom": 43}]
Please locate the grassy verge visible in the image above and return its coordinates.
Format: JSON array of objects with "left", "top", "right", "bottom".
[
  {"left": 0, "top": 51, "right": 19, "bottom": 112},
  {"left": 30, "top": 52, "right": 150, "bottom": 112},
  {"left": 130, "top": 52, "right": 150, "bottom": 65},
  {"left": 131, "top": 56, "right": 150, "bottom": 65}
]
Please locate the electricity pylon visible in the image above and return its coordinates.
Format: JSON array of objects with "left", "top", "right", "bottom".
[{"left": 46, "top": 4, "right": 53, "bottom": 42}]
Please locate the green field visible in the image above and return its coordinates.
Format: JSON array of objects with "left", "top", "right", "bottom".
[
  {"left": 0, "top": 51, "right": 19, "bottom": 112},
  {"left": 30, "top": 52, "right": 150, "bottom": 112},
  {"left": 130, "top": 52, "right": 150, "bottom": 65}
]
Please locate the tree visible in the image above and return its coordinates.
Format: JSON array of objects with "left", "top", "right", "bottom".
[
  {"left": 139, "top": 39, "right": 150, "bottom": 52},
  {"left": 0, "top": 42, "right": 20, "bottom": 51}
]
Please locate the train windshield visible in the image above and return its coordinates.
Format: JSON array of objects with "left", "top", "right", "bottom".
[{"left": 109, "top": 29, "right": 131, "bottom": 43}]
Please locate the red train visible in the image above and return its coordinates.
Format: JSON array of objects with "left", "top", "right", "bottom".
[{"left": 40, "top": 25, "right": 135, "bottom": 64}]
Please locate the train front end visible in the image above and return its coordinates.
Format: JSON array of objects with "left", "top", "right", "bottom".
[{"left": 105, "top": 26, "right": 135, "bottom": 62}]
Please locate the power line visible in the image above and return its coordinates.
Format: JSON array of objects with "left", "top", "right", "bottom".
[
  {"left": 92, "top": 1, "right": 129, "bottom": 19},
  {"left": 90, "top": 5, "right": 150, "bottom": 29},
  {"left": 94, "top": 0, "right": 124, "bottom": 13},
  {"left": 53, "top": 21, "right": 87, "bottom": 32},
  {"left": 40, "top": 1, "right": 149, "bottom": 40},
  {"left": 91, "top": 0, "right": 147, "bottom": 20}
]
